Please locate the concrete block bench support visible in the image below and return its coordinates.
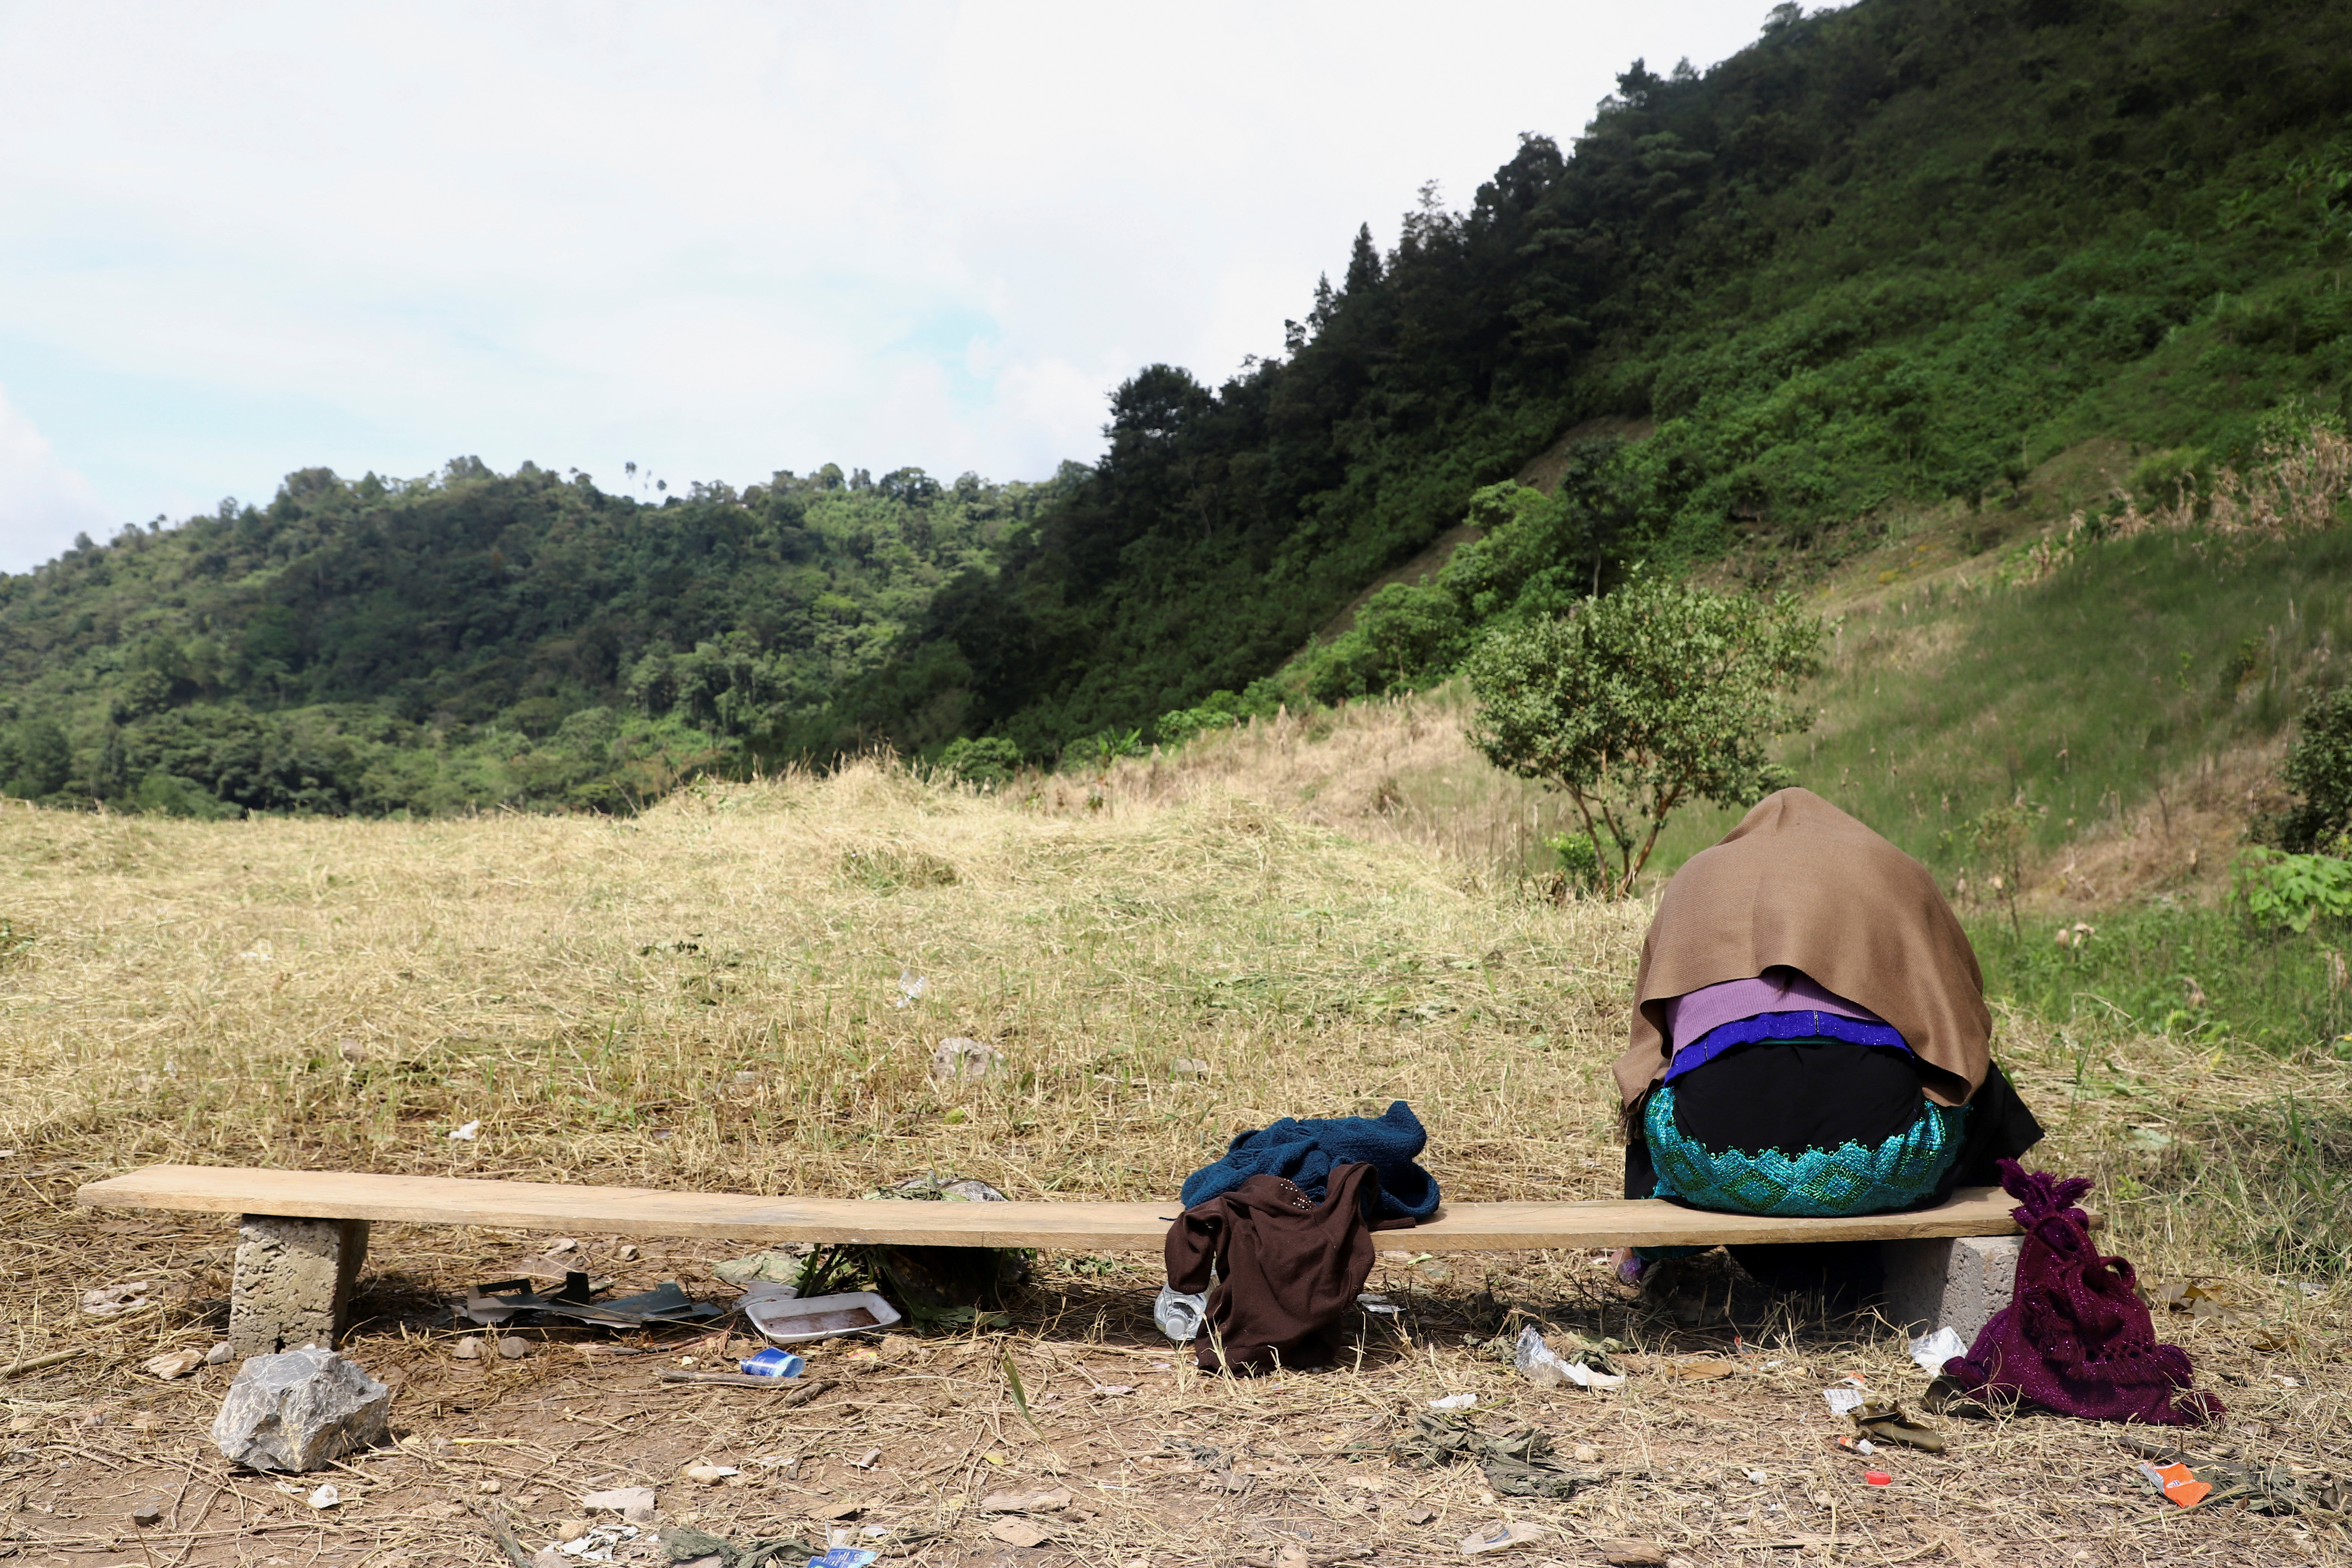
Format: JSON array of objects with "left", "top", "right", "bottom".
[
  {"left": 231, "top": 1216, "right": 371, "bottom": 1356},
  {"left": 1883, "top": 1233, "right": 2023, "bottom": 1343},
  {"left": 78, "top": 1166, "right": 2056, "bottom": 1355}
]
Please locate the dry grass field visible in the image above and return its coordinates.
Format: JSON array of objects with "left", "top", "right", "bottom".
[{"left": 4, "top": 730, "right": 2350, "bottom": 1567}]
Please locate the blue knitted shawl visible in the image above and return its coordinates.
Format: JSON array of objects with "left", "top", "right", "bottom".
[{"left": 1179, "top": 1100, "right": 1440, "bottom": 1223}]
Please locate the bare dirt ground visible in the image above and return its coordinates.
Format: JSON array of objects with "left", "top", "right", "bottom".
[
  {"left": 4, "top": 760, "right": 2349, "bottom": 1567},
  {"left": 7, "top": 1198, "right": 2344, "bottom": 1568}
]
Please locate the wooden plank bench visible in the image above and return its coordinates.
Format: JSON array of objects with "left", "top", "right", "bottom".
[{"left": 77, "top": 1165, "right": 2047, "bottom": 1354}]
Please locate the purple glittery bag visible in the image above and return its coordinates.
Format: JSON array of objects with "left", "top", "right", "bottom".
[{"left": 1941, "top": 1160, "right": 2223, "bottom": 1427}]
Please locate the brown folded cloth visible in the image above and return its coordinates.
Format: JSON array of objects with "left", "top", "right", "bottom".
[{"left": 1165, "top": 1163, "right": 1381, "bottom": 1374}]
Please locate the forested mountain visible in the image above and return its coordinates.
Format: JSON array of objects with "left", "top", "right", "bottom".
[
  {"left": 893, "top": 0, "right": 2352, "bottom": 751},
  {"left": 6, "top": 0, "right": 2351, "bottom": 815},
  {"left": 0, "top": 464, "right": 1067, "bottom": 813}
]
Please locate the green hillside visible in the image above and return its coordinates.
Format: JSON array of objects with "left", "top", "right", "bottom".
[
  {"left": 5, "top": 0, "right": 2352, "bottom": 818},
  {"left": 885, "top": 0, "right": 2352, "bottom": 747},
  {"left": 0, "top": 464, "right": 1065, "bottom": 814}
]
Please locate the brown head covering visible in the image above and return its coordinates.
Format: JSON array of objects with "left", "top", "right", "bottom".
[{"left": 1611, "top": 788, "right": 1991, "bottom": 1110}]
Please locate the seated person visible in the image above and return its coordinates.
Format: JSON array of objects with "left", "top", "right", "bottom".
[{"left": 1609, "top": 788, "right": 2042, "bottom": 1295}]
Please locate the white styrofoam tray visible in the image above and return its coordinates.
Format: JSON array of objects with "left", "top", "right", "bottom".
[{"left": 741, "top": 1289, "right": 902, "bottom": 1344}]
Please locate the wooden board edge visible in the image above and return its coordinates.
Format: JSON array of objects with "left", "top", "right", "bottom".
[{"left": 71, "top": 1167, "right": 2091, "bottom": 1243}]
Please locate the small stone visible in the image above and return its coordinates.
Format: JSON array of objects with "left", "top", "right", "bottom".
[
  {"left": 558, "top": 1520, "right": 588, "bottom": 1542},
  {"left": 81, "top": 1281, "right": 153, "bottom": 1316},
  {"left": 209, "top": 1346, "right": 391, "bottom": 1472},
  {"left": 979, "top": 1487, "right": 1075, "bottom": 1512},
  {"left": 548, "top": 1238, "right": 578, "bottom": 1254},
  {"left": 498, "top": 1337, "right": 529, "bottom": 1360},
  {"left": 930, "top": 1037, "right": 1003, "bottom": 1082},
  {"left": 533, "top": 1552, "right": 568, "bottom": 1568},
  {"left": 1461, "top": 1521, "right": 1546, "bottom": 1554},
  {"left": 814, "top": 1499, "right": 863, "bottom": 1520},
  {"left": 1601, "top": 1543, "right": 1667, "bottom": 1568},
  {"left": 989, "top": 1517, "right": 1052, "bottom": 1548},
  {"left": 1407, "top": 1505, "right": 1436, "bottom": 1525},
  {"left": 453, "top": 1337, "right": 482, "bottom": 1361},
  {"left": 617, "top": 1244, "right": 640, "bottom": 1261},
  {"left": 683, "top": 1464, "right": 738, "bottom": 1484},
  {"left": 479, "top": 1479, "right": 501, "bottom": 1494},
  {"left": 338, "top": 1038, "right": 366, "bottom": 1064},
  {"left": 308, "top": 1482, "right": 341, "bottom": 1510},
  {"left": 142, "top": 1348, "right": 207, "bottom": 1380},
  {"left": 582, "top": 1485, "right": 657, "bottom": 1524},
  {"left": 1573, "top": 1444, "right": 1601, "bottom": 1464},
  {"left": 129, "top": 1498, "right": 166, "bottom": 1528},
  {"left": 206, "top": 1342, "right": 237, "bottom": 1366}
]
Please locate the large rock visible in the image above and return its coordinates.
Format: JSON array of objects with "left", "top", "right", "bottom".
[{"left": 210, "top": 1346, "right": 391, "bottom": 1472}]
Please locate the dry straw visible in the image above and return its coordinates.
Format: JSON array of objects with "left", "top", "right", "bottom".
[{"left": 2, "top": 718, "right": 2347, "bottom": 1563}]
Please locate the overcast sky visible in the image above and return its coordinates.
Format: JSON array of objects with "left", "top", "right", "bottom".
[{"left": 0, "top": 0, "right": 1778, "bottom": 574}]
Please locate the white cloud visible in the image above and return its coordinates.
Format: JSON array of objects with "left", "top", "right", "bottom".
[
  {"left": 0, "top": 0, "right": 1776, "bottom": 534},
  {"left": 0, "top": 386, "right": 110, "bottom": 573}
]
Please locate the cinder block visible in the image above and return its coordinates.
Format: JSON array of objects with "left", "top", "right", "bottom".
[
  {"left": 230, "top": 1214, "right": 370, "bottom": 1356},
  {"left": 1880, "top": 1233, "right": 2020, "bottom": 1345}
]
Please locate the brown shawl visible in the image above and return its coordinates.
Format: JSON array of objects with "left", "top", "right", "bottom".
[{"left": 1611, "top": 788, "right": 1991, "bottom": 1110}]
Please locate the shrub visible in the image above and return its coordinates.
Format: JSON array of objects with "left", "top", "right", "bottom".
[
  {"left": 2236, "top": 847, "right": 2352, "bottom": 934},
  {"left": 937, "top": 736, "right": 1023, "bottom": 787},
  {"left": 134, "top": 772, "right": 241, "bottom": 820},
  {"left": 1062, "top": 729, "right": 1142, "bottom": 773},
  {"left": 0, "top": 718, "right": 72, "bottom": 800},
  {"left": 2270, "top": 687, "right": 2352, "bottom": 852},
  {"left": 1544, "top": 833, "right": 1608, "bottom": 898},
  {"left": 1156, "top": 697, "right": 1244, "bottom": 748},
  {"left": 1463, "top": 577, "right": 1825, "bottom": 895}
]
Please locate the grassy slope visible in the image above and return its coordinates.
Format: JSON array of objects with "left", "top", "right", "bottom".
[
  {"left": 1135, "top": 428, "right": 2352, "bottom": 1057},
  {"left": 1635, "top": 426, "right": 2352, "bottom": 876}
]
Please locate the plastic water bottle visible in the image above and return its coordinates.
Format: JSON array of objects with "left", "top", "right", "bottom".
[{"left": 739, "top": 1348, "right": 805, "bottom": 1378}]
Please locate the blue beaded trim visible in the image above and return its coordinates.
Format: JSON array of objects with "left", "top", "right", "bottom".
[{"left": 1645, "top": 1082, "right": 1968, "bottom": 1219}]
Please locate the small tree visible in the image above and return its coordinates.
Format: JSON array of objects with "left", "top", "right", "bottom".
[
  {"left": 1463, "top": 578, "right": 1826, "bottom": 896},
  {"left": 2271, "top": 686, "right": 2352, "bottom": 853}
]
